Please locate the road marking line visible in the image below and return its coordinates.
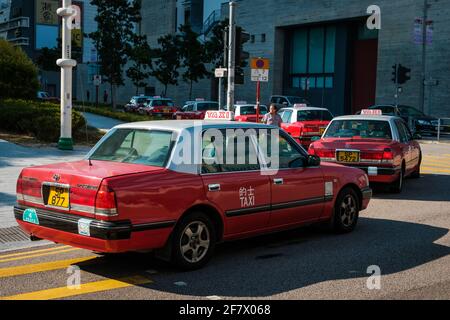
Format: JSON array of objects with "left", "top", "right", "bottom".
[
  {"left": 421, "top": 168, "right": 450, "bottom": 174},
  {"left": 0, "top": 247, "right": 80, "bottom": 263},
  {"left": 422, "top": 159, "right": 450, "bottom": 165},
  {"left": 0, "top": 256, "right": 97, "bottom": 278},
  {"left": 0, "top": 245, "right": 70, "bottom": 259},
  {"left": 1, "top": 275, "right": 152, "bottom": 300}
]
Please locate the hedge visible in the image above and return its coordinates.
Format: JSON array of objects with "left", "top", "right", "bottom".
[
  {"left": 74, "top": 105, "right": 156, "bottom": 123},
  {"left": 0, "top": 99, "right": 86, "bottom": 142}
]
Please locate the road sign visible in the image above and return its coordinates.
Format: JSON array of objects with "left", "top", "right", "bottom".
[
  {"left": 215, "top": 68, "right": 227, "bottom": 78},
  {"left": 251, "top": 69, "right": 269, "bottom": 82},
  {"left": 251, "top": 58, "right": 269, "bottom": 70},
  {"left": 93, "top": 75, "right": 101, "bottom": 86}
]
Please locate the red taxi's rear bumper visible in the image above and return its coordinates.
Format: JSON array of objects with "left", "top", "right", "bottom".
[{"left": 14, "top": 206, "right": 175, "bottom": 253}]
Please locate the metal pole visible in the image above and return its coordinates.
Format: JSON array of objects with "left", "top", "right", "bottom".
[
  {"left": 420, "top": 0, "right": 429, "bottom": 112},
  {"left": 218, "top": 68, "right": 222, "bottom": 109},
  {"left": 437, "top": 118, "right": 441, "bottom": 141},
  {"left": 226, "top": 1, "right": 236, "bottom": 111},
  {"left": 256, "top": 81, "right": 260, "bottom": 123},
  {"left": 56, "top": 0, "right": 77, "bottom": 150}
]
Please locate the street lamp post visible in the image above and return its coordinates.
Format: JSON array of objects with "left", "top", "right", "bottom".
[
  {"left": 56, "top": 0, "right": 77, "bottom": 150},
  {"left": 226, "top": 1, "right": 236, "bottom": 111}
]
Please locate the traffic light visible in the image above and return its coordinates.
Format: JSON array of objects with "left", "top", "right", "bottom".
[
  {"left": 235, "top": 26, "right": 250, "bottom": 85},
  {"left": 391, "top": 64, "right": 398, "bottom": 83},
  {"left": 397, "top": 64, "right": 411, "bottom": 84}
]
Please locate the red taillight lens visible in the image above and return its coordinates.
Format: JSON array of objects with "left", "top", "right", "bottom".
[
  {"left": 361, "top": 152, "right": 383, "bottom": 161},
  {"left": 95, "top": 181, "right": 117, "bottom": 216},
  {"left": 382, "top": 148, "right": 394, "bottom": 161},
  {"left": 16, "top": 171, "right": 24, "bottom": 202},
  {"left": 314, "top": 149, "right": 335, "bottom": 158}
]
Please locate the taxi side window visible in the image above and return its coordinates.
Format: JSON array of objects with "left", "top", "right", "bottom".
[
  {"left": 184, "top": 104, "right": 194, "bottom": 111},
  {"left": 395, "top": 120, "right": 408, "bottom": 142},
  {"left": 201, "top": 129, "right": 260, "bottom": 174},
  {"left": 259, "top": 131, "right": 305, "bottom": 169},
  {"left": 281, "top": 110, "right": 292, "bottom": 123}
]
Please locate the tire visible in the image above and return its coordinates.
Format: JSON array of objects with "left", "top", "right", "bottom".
[
  {"left": 330, "top": 187, "right": 360, "bottom": 233},
  {"left": 410, "top": 153, "right": 422, "bottom": 179},
  {"left": 390, "top": 167, "right": 404, "bottom": 193},
  {"left": 171, "top": 212, "right": 216, "bottom": 271}
]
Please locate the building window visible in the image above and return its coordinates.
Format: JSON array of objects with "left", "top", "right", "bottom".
[
  {"left": 289, "top": 25, "right": 336, "bottom": 89},
  {"left": 184, "top": 9, "right": 190, "bottom": 25},
  {"left": 261, "top": 33, "right": 266, "bottom": 42},
  {"left": 250, "top": 34, "right": 255, "bottom": 43}
]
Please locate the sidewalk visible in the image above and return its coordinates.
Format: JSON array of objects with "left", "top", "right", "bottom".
[
  {"left": 0, "top": 139, "right": 90, "bottom": 251},
  {"left": 82, "top": 112, "right": 124, "bottom": 131}
]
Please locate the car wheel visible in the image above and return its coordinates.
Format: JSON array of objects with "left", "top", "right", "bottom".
[
  {"left": 330, "top": 187, "right": 360, "bottom": 233},
  {"left": 390, "top": 167, "right": 404, "bottom": 193},
  {"left": 171, "top": 212, "right": 216, "bottom": 270},
  {"left": 410, "top": 153, "right": 422, "bottom": 179}
]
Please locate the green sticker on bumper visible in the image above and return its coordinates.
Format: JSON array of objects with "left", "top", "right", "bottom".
[{"left": 23, "top": 208, "right": 39, "bottom": 225}]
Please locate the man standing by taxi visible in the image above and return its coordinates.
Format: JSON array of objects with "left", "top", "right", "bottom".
[{"left": 263, "top": 103, "right": 283, "bottom": 127}]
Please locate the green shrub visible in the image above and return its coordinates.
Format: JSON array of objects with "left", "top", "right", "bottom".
[
  {"left": 0, "top": 99, "right": 86, "bottom": 142},
  {"left": 74, "top": 105, "right": 156, "bottom": 123},
  {"left": 0, "top": 40, "right": 39, "bottom": 99}
]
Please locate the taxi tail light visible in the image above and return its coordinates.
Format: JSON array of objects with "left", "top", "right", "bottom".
[
  {"left": 95, "top": 181, "right": 118, "bottom": 216},
  {"left": 314, "top": 149, "right": 335, "bottom": 159},
  {"left": 382, "top": 148, "right": 394, "bottom": 163},
  {"left": 300, "top": 126, "right": 318, "bottom": 136},
  {"left": 16, "top": 171, "right": 24, "bottom": 201}
]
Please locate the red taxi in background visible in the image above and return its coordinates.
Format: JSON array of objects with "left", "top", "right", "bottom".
[
  {"left": 233, "top": 102, "right": 268, "bottom": 123},
  {"left": 138, "top": 97, "right": 177, "bottom": 117},
  {"left": 15, "top": 112, "right": 372, "bottom": 270},
  {"left": 308, "top": 111, "right": 422, "bottom": 193},
  {"left": 279, "top": 105, "right": 334, "bottom": 148},
  {"left": 173, "top": 100, "right": 219, "bottom": 120}
]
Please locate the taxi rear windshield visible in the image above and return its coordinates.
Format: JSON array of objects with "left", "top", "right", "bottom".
[
  {"left": 297, "top": 110, "right": 333, "bottom": 121},
  {"left": 89, "top": 129, "right": 174, "bottom": 167},
  {"left": 325, "top": 120, "right": 392, "bottom": 139},
  {"left": 197, "top": 103, "right": 219, "bottom": 111},
  {"left": 240, "top": 105, "right": 268, "bottom": 115}
]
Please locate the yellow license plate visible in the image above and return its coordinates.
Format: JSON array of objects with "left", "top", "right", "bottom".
[
  {"left": 163, "top": 108, "right": 170, "bottom": 113},
  {"left": 47, "top": 186, "right": 69, "bottom": 208},
  {"left": 336, "top": 151, "right": 360, "bottom": 163},
  {"left": 319, "top": 127, "right": 326, "bottom": 135}
]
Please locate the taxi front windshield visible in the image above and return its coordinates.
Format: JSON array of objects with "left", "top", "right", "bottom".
[
  {"left": 88, "top": 129, "right": 174, "bottom": 167},
  {"left": 324, "top": 120, "right": 393, "bottom": 139}
]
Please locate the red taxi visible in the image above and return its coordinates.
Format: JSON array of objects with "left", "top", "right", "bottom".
[
  {"left": 138, "top": 97, "right": 178, "bottom": 117},
  {"left": 15, "top": 115, "right": 372, "bottom": 270},
  {"left": 233, "top": 103, "right": 268, "bottom": 123},
  {"left": 173, "top": 100, "right": 219, "bottom": 120},
  {"left": 308, "top": 113, "right": 422, "bottom": 193},
  {"left": 279, "top": 105, "right": 334, "bottom": 148}
]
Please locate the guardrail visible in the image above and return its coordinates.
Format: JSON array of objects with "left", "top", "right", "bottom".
[{"left": 437, "top": 118, "right": 450, "bottom": 141}]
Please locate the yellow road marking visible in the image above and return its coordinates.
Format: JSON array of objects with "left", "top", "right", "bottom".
[
  {"left": 0, "top": 246, "right": 70, "bottom": 259},
  {"left": 421, "top": 168, "right": 450, "bottom": 174},
  {"left": 1, "top": 275, "right": 152, "bottom": 300},
  {"left": 0, "top": 256, "right": 97, "bottom": 278},
  {"left": 422, "top": 159, "right": 450, "bottom": 165},
  {"left": 0, "top": 247, "right": 80, "bottom": 263}
]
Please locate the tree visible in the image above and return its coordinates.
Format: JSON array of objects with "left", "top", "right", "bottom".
[
  {"left": 0, "top": 39, "right": 39, "bottom": 99},
  {"left": 204, "top": 19, "right": 228, "bottom": 69},
  {"left": 178, "top": 24, "right": 210, "bottom": 100},
  {"left": 150, "top": 34, "right": 181, "bottom": 97},
  {"left": 126, "top": 34, "right": 153, "bottom": 95},
  {"left": 36, "top": 47, "right": 60, "bottom": 72},
  {"left": 88, "top": 0, "right": 141, "bottom": 108}
]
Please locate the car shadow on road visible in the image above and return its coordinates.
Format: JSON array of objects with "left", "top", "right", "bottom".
[
  {"left": 371, "top": 173, "right": 450, "bottom": 202},
  {"left": 0, "top": 192, "right": 17, "bottom": 207},
  {"left": 77, "top": 217, "right": 449, "bottom": 298}
]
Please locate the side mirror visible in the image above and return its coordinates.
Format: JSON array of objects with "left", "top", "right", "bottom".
[
  {"left": 307, "top": 155, "right": 321, "bottom": 167},
  {"left": 311, "top": 136, "right": 321, "bottom": 142},
  {"left": 413, "top": 133, "right": 422, "bottom": 140}
]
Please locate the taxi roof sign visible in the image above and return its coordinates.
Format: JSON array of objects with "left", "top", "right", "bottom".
[
  {"left": 236, "top": 101, "right": 247, "bottom": 105},
  {"left": 361, "top": 109, "right": 383, "bottom": 115},
  {"left": 204, "top": 110, "right": 234, "bottom": 121},
  {"left": 293, "top": 104, "right": 308, "bottom": 109},
  {"left": 195, "top": 98, "right": 205, "bottom": 101}
]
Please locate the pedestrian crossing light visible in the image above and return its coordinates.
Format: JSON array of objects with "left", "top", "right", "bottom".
[
  {"left": 397, "top": 64, "right": 411, "bottom": 85},
  {"left": 391, "top": 64, "right": 398, "bottom": 83},
  {"left": 235, "top": 26, "right": 250, "bottom": 85}
]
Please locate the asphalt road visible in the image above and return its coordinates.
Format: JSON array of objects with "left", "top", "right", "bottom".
[{"left": 0, "top": 143, "right": 449, "bottom": 300}]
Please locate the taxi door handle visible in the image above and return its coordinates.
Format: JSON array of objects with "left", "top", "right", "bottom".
[
  {"left": 273, "top": 178, "right": 284, "bottom": 185},
  {"left": 208, "top": 184, "right": 221, "bottom": 192}
]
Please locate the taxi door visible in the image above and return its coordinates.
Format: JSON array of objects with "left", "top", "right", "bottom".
[
  {"left": 260, "top": 131, "right": 325, "bottom": 227},
  {"left": 200, "top": 129, "right": 271, "bottom": 236}
]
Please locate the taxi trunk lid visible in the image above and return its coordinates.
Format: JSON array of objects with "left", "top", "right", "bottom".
[{"left": 17, "top": 160, "right": 163, "bottom": 219}]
